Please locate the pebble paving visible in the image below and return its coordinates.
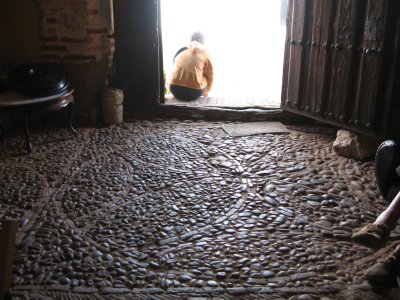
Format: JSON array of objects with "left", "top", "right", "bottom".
[{"left": 0, "top": 120, "right": 397, "bottom": 299}]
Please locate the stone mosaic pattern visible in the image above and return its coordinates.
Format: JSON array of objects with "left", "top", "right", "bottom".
[{"left": 0, "top": 120, "right": 396, "bottom": 299}]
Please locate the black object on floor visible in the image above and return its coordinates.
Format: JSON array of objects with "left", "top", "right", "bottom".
[{"left": 375, "top": 140, "right": 400, "bottom": 203}]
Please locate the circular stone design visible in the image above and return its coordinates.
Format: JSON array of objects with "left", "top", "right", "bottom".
[
  {"left": 9, "top": 122, "right": 388, "bottom": 296},
  {"left": 0, "top": 164, "right": 47, "bottom": 221},
  {"left": 59, "top": 132, "right": 242, "bottom": 253}
]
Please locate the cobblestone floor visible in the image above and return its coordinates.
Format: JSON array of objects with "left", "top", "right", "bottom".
[{"left": 1, "top": 120, "right": 399, "bottom": 299}]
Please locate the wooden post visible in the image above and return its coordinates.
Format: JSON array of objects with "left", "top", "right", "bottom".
[{"left": 0, "top": 220, "right": 17, "bottom": 300}]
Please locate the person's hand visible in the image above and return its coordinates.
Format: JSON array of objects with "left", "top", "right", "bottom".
[{"left": 203, "top": 91, "right": 208, "bottom": 97}]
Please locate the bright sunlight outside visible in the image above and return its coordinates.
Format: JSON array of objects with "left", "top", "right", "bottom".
[{"left": 161, "top": 0, "right": 287, "bottom": 106}]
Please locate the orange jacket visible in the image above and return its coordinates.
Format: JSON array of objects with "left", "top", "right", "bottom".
[{"left": 169, "top": 41, "right": 213, "bottom": 93}]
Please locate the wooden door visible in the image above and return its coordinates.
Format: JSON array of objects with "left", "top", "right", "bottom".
[
  {"left": 114, "top": 0, "right": 163, "bottom": 113},
  {"left": 281, "top": 0, "right": 400, "bottom": 138}
]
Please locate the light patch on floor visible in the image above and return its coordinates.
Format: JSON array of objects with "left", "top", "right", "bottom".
[{"left": 221, "top": 121, "right": 290, "bottom": 137}]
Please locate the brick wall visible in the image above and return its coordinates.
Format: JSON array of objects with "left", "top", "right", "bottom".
[
  {"left": 0, "top": 0, "right": 116, "bottom": 124},
  {"left": 36, "top": 0, "right": 114, "bottom": 66},
  {"left": 34, "top": 0, "right": 116, "bottom": 124}
]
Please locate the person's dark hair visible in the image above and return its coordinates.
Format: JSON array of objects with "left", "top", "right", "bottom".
[{"left": 190, "top": 31, "right": 205, "bottom": 44}]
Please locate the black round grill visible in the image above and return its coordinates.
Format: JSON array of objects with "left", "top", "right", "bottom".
[{"left": 8, "top": 63, "right": 69, "bottom": 97}]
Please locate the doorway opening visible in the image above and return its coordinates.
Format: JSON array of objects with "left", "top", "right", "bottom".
[{"left": 161, "top": 0, "right": 287, "bottom": 109}]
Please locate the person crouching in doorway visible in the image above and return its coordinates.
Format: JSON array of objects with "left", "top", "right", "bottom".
[{"left": 169, "top": 31, "right": 214, "bottom": 101}]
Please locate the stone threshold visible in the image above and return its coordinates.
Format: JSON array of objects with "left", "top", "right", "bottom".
[{"left": 12, "top": 283, "right": 345, "bottom": 299}]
